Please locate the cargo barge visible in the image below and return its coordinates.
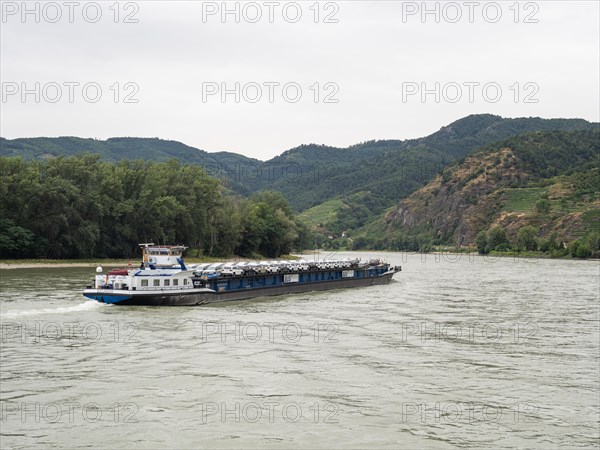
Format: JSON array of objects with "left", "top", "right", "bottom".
[{"left": 83, "top": 244, "right": 401, "bottom": 306}]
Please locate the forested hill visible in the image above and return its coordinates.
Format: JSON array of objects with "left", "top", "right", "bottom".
[
  {"left": 2, "top": 115, "right": 598, "bottom": 212},
  {"left": 0, "top": 136, "right": 259, "bottom": 167},
  {"left": 359, "top": 129, "right": 599, "bottom": 257},
  {"left": 263, "top": 115, "right": 598, "bottom": 213},
  {"left": 0, "top": 137, "right": 261, "bottom": 195}
]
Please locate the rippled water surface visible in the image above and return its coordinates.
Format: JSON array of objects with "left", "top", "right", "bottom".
[{"left": 1, "top": 252, "right": 599, "bottom": 449}]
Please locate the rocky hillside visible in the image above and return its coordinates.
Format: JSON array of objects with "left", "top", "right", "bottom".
[{"left": 379, "top": 129, "right": 599, "bottom": 248}]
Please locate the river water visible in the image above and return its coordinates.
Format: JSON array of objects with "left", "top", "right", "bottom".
[{"left": 0, "top": 252, "right": 598, "bottom": 449}]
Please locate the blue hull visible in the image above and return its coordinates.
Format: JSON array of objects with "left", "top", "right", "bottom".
[{"left": 84, "top": 293, "right": 132, "bottom": 304}]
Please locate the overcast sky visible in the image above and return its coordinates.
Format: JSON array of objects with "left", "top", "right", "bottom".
[{"left": 1, "top": 1, "right": 598, "bottom": 160}]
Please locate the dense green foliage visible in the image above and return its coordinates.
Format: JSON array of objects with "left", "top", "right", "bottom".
[
  {"left": 475, "top": 224, "right": 598, "bottom": 259},
  {"left": 0, "top": 156, "right": 308, "bottom": 259},
  {"left": 474, "top": 129, "right": 600, "bottom": 179}
]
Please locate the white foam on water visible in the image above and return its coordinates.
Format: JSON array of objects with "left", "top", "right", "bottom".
[{"left": 1, "top": 300, "right": 105, "bottom": 319}]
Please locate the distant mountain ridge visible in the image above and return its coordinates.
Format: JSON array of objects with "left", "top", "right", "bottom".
[
  {"left": 2, "top": 115, "right": 598, "bottom": 215},
  {"left": 272, "top": 115, "right": 598, "bottom": 211},
  {"left": 0, "top": 136, "right": 259, "bottom": 165},
  {"left": 0, "top": 136, "right": 261, "bottom": 194}
]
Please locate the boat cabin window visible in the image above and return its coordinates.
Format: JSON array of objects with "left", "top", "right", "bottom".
[
  {"left": 173, "top": 279, "right": 179, "bottom": 286},
  {"left": 164, "top": 279, "right": 170, "bottom": 287},
  {"left": 153, "top": 279, "right": 160, "bottom": 287},
  {"left": 141, "top": 279, "right": 148, "bottom": 287},
  {"left": 146, "top": 247, "right": 183, "bottom": 256},
  {"left": 147, "top": 249, "right": 168, "bottom": 255},
  {"left": 183, "top": 279, "right": 188, "bottom": 285}
]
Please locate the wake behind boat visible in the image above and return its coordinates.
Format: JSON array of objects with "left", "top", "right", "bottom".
[{"left": 83, "top": 244, "right": 401, "bottom": 306}]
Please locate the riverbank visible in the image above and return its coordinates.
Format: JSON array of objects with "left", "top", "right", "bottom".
[
  {"left": 2, "top": 248, "right": 596, "bottom": 269},
  {"left": 300, "top": 248, "right": 598, "bottom": 261}
]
